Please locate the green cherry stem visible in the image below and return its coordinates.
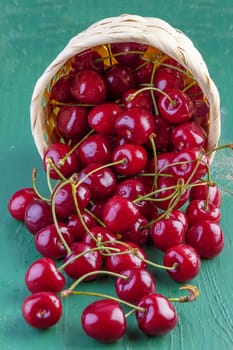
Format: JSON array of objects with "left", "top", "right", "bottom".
[
  {"left": 149, "top": 133, "right": 158, "bottom": 189},
  {"left": 126, "top": 86, "right": 176, "bottom": 106},
  {"left": 32, "top": 168, "right": 50, "bottom": 202},
  {"left": 50, "top": 99, "right": 96, "bottom": 108},
  {"left": 133, "top": 248, "right": 179, "bottom": 271}
]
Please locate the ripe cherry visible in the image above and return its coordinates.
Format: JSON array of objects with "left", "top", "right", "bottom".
[
  {"left": 25, "top": 257, "right": 66, "bottom": 293},
  {"left": 81, "top": 299, "right": 126, "bottom": 342},
  {"left": 158, "top": 88, "right": 194, "bottom": 124},
  {"left": 24, "top": 199, "right": 53, "bottom": 235},
  {"left": 8, "top": 187, "right": 38, "bottom": 221},
  {"left": 104, "top": 64, "right": 135, "bottom": 100},
  {"left": 43, "top": 142, "right": 79, "bottom": 180},
  {"left": 77, "top": 133, "right": 112, "bottom": 165},
  {"left": 189, "top": 183, "right": 222, "bottom": 207},
  {"left": 110, "top": 42, "right": 147, "bottom": 66},
  {"left": 88, "top": 102, "right": 122, "bottom": 134},
  {"left": 121, "top": 215, "right": 150, "bottom": 246},
  {"left": 71, "top": 70, "right": 106, "bottom": 104},
  {"left": 133, "top": 57, "right": 154, "bottom": 84},
  {"left": 22, "top": 291, "right": 62, "bottom": 329},
  {"left": 114, "top": 107, "right": 155, "bottom": 145},
  {"left": 103, "top": 195, "right": 140, "bottom": 233},
  {"left": 164, "top": 244, "right": 201, "bottom": 282},
  {"left": 82, "top": 225, "right": 117, "bottom": 247},
  {"left": 34, "top": 223, "right": 75, "bottom": 259},
  {"left": 71, "top": 49, "right": 104, "bottom": 73},
  {"left": 136, "top": 293, "right": 178, "bottom": 336},
  {"left": 171, "top": 121, "right": 207, "bottom": 151},
  {"left": 186, "top": 199, "right": 221, "bottom": 227},
  {"left": 154, "top": 67, "right": 185, "bottom": 92},
  {"left": 115, "top": 267, "right": 156, "bottom": 304},
  {"left": 186, "top": 220, "right": 224, "bottom": 258},
  {"left": 150, "top": 114, "right": 173, "bottom": 152},
  {"left": 50, "top": 74, "right": 74, "bottom": 102},
  {"left": 123, "top": 89, "right": 153, "bottom": 112},
  {"left": 63, "top": 242, "right": 103, "bottom": 280},
  {"left": 112, "top": 144, "right": 148, "bottom": 176},
  {"left": 67, "top": 211, "right": 97, "bottom": 241}
]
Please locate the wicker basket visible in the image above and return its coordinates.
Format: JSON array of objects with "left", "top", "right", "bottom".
[{"left": 30, "top": 14, "right": 220, "bottom": 162}]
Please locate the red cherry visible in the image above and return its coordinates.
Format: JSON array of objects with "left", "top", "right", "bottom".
[
  {"left": 121, "top": 215, "right": 150, "bottom": 246},
  {"left": 110, "top": 42, "right": 147, "bottom": 66},
  {"left": 77, "top": 133, "right": 112, "bottom": 165},
  {"left": 112, "top": 143, "right": 148, "bottom": 176},
  {"left": 114, "top": 107, "right": 155, "bottom": 145},
  {"left": 151, "top": 217, "right": 185, "bottom": 252},
  {"left": 103, "top": 195, "right": 140, "bottom": 233},
  {"left": 151, "top": 151, "right": 175, "bottom": 174},
  {"left": 189, "top": 183, "right": 222, "bottom": 207},
  {"left": 154, "top": 67, "right": 185, "bottom": 92},
  {"left": 104, "top": 64, "right": 135, "bottom": 100},
  {"left": 158, "top": 88, "right": 194, "bottom": 124},
  {"left": 25, "top": 257, "right": 65, "bottom": 293},
  {"left": 24, "top": 199, "right": 53, "bottom": 235},
  {"left": 50, "top": 74, "right": 74, "bottom": 102},
  {"left": 82, "top": 225, "right": 117, "bottom": 246},
  {"left": 71, "top": 70, "right": 106, "bottom": 104},
  {"left": 81, "top": 299, "right": 126, "bottom": 342},
  {"left": 88, "top": 102, "right": 122, "bottom": 134},
  {"left": 22, "top": 292, "right": 62, "bottom": 329},
  {"left": 34, "top": 223, "right": 75, "bottom": 259},
  {"left": 123, "top": 89, "right": 153, "bottom": 112},
  {"left": 149, "top": 114, "right": 173, "bottom": 152},
  {"left": 71, "top": 49, "right": 104, "bottom": 73},
  {"left": 8, "top": 187, "right": 38, "bottom": 221},
  {"left": 106, "top": 242, "right": 147, "bottom": 274},
  {"left": 56, "top": 106, "right": 89, "bottom": 141},
  {"left": 133, "top": 58, "right": 154, "bottom": 84},
  {"left": 164, "top": 244, "right": 201, "bottom": 282},
  {"left": 63, "top": 242, "right": 103, "bottom": 280},
  {"left": 186, "top": 220, "right": 224, "bottom": 258},
  {"left": 192, "top": 99, "right": 210, "bottom": 128},
  {"left": 67, "top": 211, "right": 97, "bottom": 241},
  {"left": 136, "top": 293, "right": 178, "bottom": 336},
  {"left": 186, "top": 199, "right": 221, "bottom": 227},
  {"left": 169, "top": 209, "right": 189, "bottom": 233},
  {"left": 171, "top": 121, "right": 207, "bottom": 151},
  {"left": 186, "top": 83, "right": 203, "bottom": 101},
  {"left": 78, "top": 163, "right": 117, "bottom": 200},
  {"left": 54, "top": 182, "right": 91, "bottom": 218},
  {"left": 115, "top": 267, "right": 156, "bottom": 304},
  {"left": 43, "top": 143, "right": 79, "bottom": 180}
]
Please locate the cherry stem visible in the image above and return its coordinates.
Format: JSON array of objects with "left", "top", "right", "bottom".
[
  {"left": 168, "top": 285, "right": 200, "bottom": 303},
  {"left": 133, "top": 249, "right": 179, "bottom": 271},
  {"left": 149, "top": 133, "right": 158, "bottom": 189},
  {"left": 61, "top": 289, "right": 146, "bottom": 313},
  {"left": 206, "top": 143, "right": 233, "bottom": 155},
  {"left": 46, "top": 157, "right": 67, "bottom": 183},
  {"left": 66, "top": 270, "right": 128, "bottom": 292},
  {"left": 149, "top": 60, "right": 159, "bottom": 115},
  {"left": 84, "top": 208, "right": 106, "bottom": 227},
  {"left": 50, "top": 99, "right": 96, "bottom": 108},
  {"left": 182, "top": 80, "right": 197, "bottom": 93},
  {"left": 32, "top": 168, "right": 49, "bottom": 202},
  {"left": 126, "top": 86, "right": 176, "bottom": 106}
]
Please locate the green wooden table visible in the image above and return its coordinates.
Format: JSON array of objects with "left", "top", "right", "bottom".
[{"left": 1, "top": 1, "right": 233, "bottom": 349}]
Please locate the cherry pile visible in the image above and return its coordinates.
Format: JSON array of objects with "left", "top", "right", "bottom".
[{"left": 8, "top": 42, "right": 227, "bottom": 342}]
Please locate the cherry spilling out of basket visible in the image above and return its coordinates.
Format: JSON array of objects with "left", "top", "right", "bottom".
[{"left": 8, "top": 42, "right": 228, "bottom": 342}]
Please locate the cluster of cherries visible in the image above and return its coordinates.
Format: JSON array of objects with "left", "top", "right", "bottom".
[{"left": 8, "top": 42, "right": 226, "bottom": 342}]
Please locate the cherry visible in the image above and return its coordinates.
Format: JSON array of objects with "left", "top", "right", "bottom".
[
  {"left": 34, "top": 223, "right": 74, "bottom": 259},
  {"left": 88, "top": 102, "right": 122, "bottom": 134},
  {"left": 169, "top": 209, "right": 189, "bottom": 233},
  {"left": 70, "top": 70, "right": 106, "bottom": 104},
  {"left": 112, "top": 144, "right": 148, "bottom": 176},
  {"left": 103, "top": 195, "right": 140, "bottom": 233},
  {"left": 67, "top": 211, "right": 97, "bottom": 241},
  {"left": 105, "top": 241, "right": 147, "bottom": 274},
  {"left": 151, "top": 216, "right": 185, "bottom": 252},
  {"left": 78, "top": 163, "right": 117, "bottom": 199},
  {"left": 171, "top": 121, "right": 207, "bottom": 151},
  {"left": 192, "top": 99, "right": 210, "bottom": 128},
  {"left": 185, "top": 83, "right": 203, "bottom": 101},
  {"left": 114, "top": 107, "right": 155, "bottom": 145},
  {"left": 121, "top": 215, "right": 150, "bottom": 245},
  {"left": 43, "top": 142, "right": 79, "bottom": 180},
  {"left": 8, "top": 187, "right": 38, "bottom": 221},
  {"left": 77, "top": 133, "right": 112, "bottom": 165},
  {"left": 189, "top": 183, "right": 222, "bottom": 207},
  {"left": 135, "top": 293, "right": 178, "bottom": 336},
  {"left": 110, "top": 42, "right": 147, "bottom": 66},
  {"left": 50, "top": 74, "right": 74, "bottom": 102},
  {"left": 24, "top": 199, "right": 53, "bottom": 235},
  {"left": 153, "top": 67, "right": 185, "bottom": 92},
  {"left": 123, "top": 89, "right": 153, "bottom": 112},
  {"left": 63, "top": 242, "right": 103, "bottom": 280},
  {"left": 164, "top": 244, "right": 201, "bottom": 282},
  {"left": 71, "top": 49, "right": 104, "bottom": 73},
  {"left": 104, "top": 64, "right": 135, "bottom": 100},
  {"left": 115, "top": 267, "right": 156, "bottom": 304},
  {"left": 133, "top": 57, "right": 154, "bottom": 84},
  {"left": 161, "top": 57, "right": 184, "bottom": 69},
  {"left": 150, "top": 151, "right": 174, "bottom": 175},
  {"left": 82, "top": 225, "right": 117, "bottom": 247},
  {"left": 25, "top": 257, "right": 66, "bottom": 293},
  {"left": 186, "top": 220, "right": 224, "bottom": 258},
  {"left": 158, "top": 88, "right": 194, "bottom": 124},
  {"left": 22, "top": 291, "right": 62, "bottom": 329},
  {"left": 186, "top": 199, "right": 221, "bottom": 227},
  {"left": 149, "top": 114, "right": 173, "bottom": 152},
  {"left": 54, "top": 182, "right": 91, "bottom": 218},
  {"left": 81, "top": 299, "right": 126, "bottom": 342},
  {"left": 56, "top": 105, "right": 89, "bottom": 141}
]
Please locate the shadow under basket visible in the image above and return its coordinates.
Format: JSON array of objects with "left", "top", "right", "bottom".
[{"left": 30, "top": 14, "right": 220, "bottom": 164}]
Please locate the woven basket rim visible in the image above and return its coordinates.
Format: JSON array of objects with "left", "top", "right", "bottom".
[{"left": 30, "top": 14, "right": 221, "bottom": 162}]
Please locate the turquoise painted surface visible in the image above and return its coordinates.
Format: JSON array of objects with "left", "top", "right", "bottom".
[{"left": 1, "top": 1, "right": 233, "bottom": 349}]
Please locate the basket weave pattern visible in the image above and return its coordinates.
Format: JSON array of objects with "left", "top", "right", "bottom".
[{"left": 30, "top": 14, "right": 220, "bottom": 161}]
